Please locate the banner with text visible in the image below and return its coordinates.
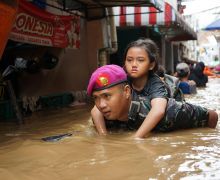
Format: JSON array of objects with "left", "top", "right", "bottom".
[{"left": 9, "top": 0, "right": 80, "bottom": 49}]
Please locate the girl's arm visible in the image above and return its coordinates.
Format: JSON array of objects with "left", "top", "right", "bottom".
[
  {"left": 91, "top": 106, "right": 107, "bottom": 135},
  {"left": 134, "top": 98, "right": 167, "bottom": 138}
]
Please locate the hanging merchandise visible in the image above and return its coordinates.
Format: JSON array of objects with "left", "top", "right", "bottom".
[
  {"left": 41, "top": 52, "right": 59, "bottom": 69},
  {"left": 9, "top": 0, "right": 80, "bottom": 49}
]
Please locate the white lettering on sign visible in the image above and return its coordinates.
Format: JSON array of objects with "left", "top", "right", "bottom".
[{"left": 15, "top": 13, "right": 53, "bottom": 37}]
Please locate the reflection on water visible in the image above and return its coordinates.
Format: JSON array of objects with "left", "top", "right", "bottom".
[{"left": 0, "top": 78, "right": 219, "bottom": 180}]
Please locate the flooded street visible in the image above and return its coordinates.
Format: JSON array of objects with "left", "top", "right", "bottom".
[{"left": 0, "top": 78, "right": 220, "bottom": 180}]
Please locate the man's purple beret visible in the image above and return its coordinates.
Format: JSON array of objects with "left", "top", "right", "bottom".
[{"left": 87, "top": 64, "right": 127, "bottom": 96}]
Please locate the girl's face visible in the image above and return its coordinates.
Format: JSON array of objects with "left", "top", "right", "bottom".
[{"left": 125, "top": 47, "right": 155, "bottom": 79}]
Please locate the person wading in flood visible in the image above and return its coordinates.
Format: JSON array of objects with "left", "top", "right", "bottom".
[
  {"left": 176, "top": 62, "right": 197, "bottom": 94},
  {"left": 88, "top": 39, "right": 218, "bottom": 139}
]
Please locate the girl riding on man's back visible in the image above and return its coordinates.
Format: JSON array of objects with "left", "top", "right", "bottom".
[{"left": 90, "top": 38, "right": 218, "bottom": 138}]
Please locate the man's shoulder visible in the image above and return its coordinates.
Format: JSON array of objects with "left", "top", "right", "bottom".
[{"left": 149, "top": 73, "right": 165, "bottom": 86}]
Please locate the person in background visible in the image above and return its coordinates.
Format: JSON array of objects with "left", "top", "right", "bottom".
[
  {"left": 204, "top": 66, "right": 215, "bottom": 76},
  {"left": 176, "top": 62, "right": 197, "bottom": 94},
  {"left": 87, "top": 64, "right": 218, "bottom": 138},
  {"left": 203, "top": 65, "right": 220, "bottom": 78},
  {"left": 214, "top": 64, "right": 220, "bottom": 74},
  {"left": 189, "top": 62, "right": 208, "bottom": 87}
]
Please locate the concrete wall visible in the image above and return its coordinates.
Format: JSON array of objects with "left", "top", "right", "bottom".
[{"left": 86, "top": 20, "right": 105, "bottom": 75}]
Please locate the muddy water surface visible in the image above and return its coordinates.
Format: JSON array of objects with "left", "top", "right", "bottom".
[{"left": 0, "top": 78, "right": 220, "bottom": 180}]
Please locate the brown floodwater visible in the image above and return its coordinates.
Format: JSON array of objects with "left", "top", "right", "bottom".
[{"left": 0, "top": 78, "right": 220, "bottom": 180}]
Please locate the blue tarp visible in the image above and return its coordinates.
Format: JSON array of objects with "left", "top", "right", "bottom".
[{"left": 205, "top": 18, "right": 220, "bottom": 30}]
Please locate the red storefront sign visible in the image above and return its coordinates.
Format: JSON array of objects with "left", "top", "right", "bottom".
[{"left": 9, "top": 0, "right": 80, "bottom": 49}]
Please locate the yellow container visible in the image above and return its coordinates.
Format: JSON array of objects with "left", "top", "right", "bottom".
[{"left": 0, "top": 0, "right": 18, "bottom": 59}]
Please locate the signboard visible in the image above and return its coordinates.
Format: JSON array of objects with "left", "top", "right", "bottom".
[{"left": 9, "top": 0, "right": 80, "bottom": 49}]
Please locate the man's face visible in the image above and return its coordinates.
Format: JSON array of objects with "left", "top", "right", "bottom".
[{"left": 92, "top": 84, "right": 130, "bottom": 121}]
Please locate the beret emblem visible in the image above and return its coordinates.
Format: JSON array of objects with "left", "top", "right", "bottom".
[{"left": 96, "top": 74, "right": 109, "bottom": 87}]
